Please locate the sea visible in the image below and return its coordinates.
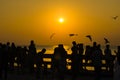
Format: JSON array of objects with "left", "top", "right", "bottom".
[
  {"left": 36, "top": 44, "right": 117, "bottom": 55},
  {"left": 36, "top": 45, "right": 72, "bottom": 54}
]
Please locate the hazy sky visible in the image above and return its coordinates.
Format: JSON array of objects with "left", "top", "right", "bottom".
[{"left": 0, "top": 0, "right": 120, "bottom": 46}]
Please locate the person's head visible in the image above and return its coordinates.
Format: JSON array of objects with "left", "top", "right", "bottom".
[
  {"left": 7, "top": 42, "right": 10, "bottom": 46},
  {"left": 97, "top": 44, "right": 101, "bottom": 48},
  {"left": 106, "top": 45, "right": 110, "bottom": 49},
  {"left": 30, "top": 40, "right": 34, "bottom": 44},
  {"left": 58, "top": 44, "right": 63, "bottom": 48},
  {"left": 41, "top": 48, "right": 46, "bottom": 53},
  {"left": 93, "top": 42, "right": 97, "bottom": 47},
  {"left": 118, "top": 46, "right": 120, "bottom": 50},
  {"left": 72, "top": 41, "right": 76, "bottom": 46}
]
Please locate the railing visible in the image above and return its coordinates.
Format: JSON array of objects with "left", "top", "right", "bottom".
[
  {"left": 42, "top": 54, "right": 116, "bottom": 71},
  {"left": 12, "top": 54, "right": 116, "bottom": 76}
]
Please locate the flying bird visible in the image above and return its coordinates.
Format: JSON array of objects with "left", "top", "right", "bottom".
[
  {"left": 69, "top": 34, "right": 78, "bottom": 37},
  {"left": 86, "top": 35, "right": 92, "bottom": 42},
  {"left": 104, "top": 38, "right": 110, "bottom": 44},
  {"left": 112, "top": 16, "right": 118, "bottom": 20},
  {"left": 50, "top": 33, "right": 55, "bottom": 39}
]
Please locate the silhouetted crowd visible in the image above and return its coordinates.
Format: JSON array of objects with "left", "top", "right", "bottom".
[
  {"left": 0, "top": 40, "right": 120, "bottom": 80},
  {"left": 0, "top": 40, "right": 39, "bottom": 80}
]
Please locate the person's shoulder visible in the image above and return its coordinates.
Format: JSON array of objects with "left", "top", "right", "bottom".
[{"left": 37, "top": 52, "right": 42, "bottom": 55}]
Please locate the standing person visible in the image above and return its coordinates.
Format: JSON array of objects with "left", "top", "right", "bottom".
[
  {"left": 104, "top": 44, "right": 113, "bottom": 72},
  {"left": 84, "top": 45, "right": 92, "bottom": 70},
  {"left": 51, "top": 45, "right": 59, "bottom": 79},
  {"left": 3, "top": 44, "right": 9, "bottom": 80},
  {"left": 58, "top": 44, "right": 67, "bottom": 80},
  {"left": 0, "top": 43, "right": 3, "bottom": 80},
  {"left": 9, "top": 42, "right": 16, "bottom": 71},
  {"left": 52, "top": 44, "right": 67, "bottom": 80},
  {"left": 36, "top": 48, "right": 46, "bottom": 80},
  {"left": 0, "top": 44, "right": 9, "bottom": 80},
  {"left": 16, "top": 46, "right": 22, "bottom": 71},
  {"left": 113, "top": 46, "right": 120, "bottom": 80},
  {"left": 70, "top": 41, "right": 79, "bottom": 80},
  {"left": 22, "top": 46, "right": 28, "bottom": 73},
  {"left": 4, "top": 42, "right": 10, "bottom": 80},
  {"left": 77, "top": 43, "right": 84, "bottom": 71},
  {"left": 92, "top": 44, "right": 103, "bottom": 80},
  {"left": 28, "top": 40, "right": 37, "bottom": 73}
]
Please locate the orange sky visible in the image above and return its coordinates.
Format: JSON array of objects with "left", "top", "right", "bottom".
[{"left": 0, "top": 0, "right": 120, "bottom": 46}]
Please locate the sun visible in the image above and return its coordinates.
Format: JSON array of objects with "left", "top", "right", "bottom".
[{"left": 59, "top": 18, "right": 64, "bottom": 23}]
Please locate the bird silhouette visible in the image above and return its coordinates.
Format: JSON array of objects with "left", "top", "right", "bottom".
[
  {"left": 86, "top": 35, "right": 92, "bottom": 42},
  {"left": 50, "top": 33, "right": 55, "bottom": 39},
  {"left": 69, "top": 34, "right": 78, "bottom": 37},
  {"left": 113, "top": 16, "right": 118, "bottom": 20},
  {"left": 104, "top": 38, "right": 110, "bottom": 44}
]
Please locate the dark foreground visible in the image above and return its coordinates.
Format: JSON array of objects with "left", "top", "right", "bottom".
[
  {"left": 7, "top": 74, "right": 113, "bottom": 80},
  {"left": 3, "top": 70, "right": 113, "bottom": 80}
]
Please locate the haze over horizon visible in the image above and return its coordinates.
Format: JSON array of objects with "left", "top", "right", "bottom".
[{"left": 0, "top": 0, "right": 120, "bottom": 46}]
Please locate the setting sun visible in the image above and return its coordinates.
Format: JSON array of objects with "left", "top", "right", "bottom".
[{"left": 59, "top": 18, "right": 64, "bottom": 23}]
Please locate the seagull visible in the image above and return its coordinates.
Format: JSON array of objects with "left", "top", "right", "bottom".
[
  {"left": 50, "top": 33, "right": 55, "bottom": 39},
  {"left": 113, "top": 16, "right": 118, "bottom": 20},
  {"left": 86, "top": 35, "right": 92, "bottom": 42},
  {"left": 104, "top": 38, "right": 110, "bottom": 44},
  {"left": 69, "top": 34, "right": 78, "bottom": 37}
]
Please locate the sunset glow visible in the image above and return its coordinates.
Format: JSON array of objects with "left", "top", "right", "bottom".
[
  {"left": 0, "top": 0, "right": 120, "bottom": 45},
  {"left": 59, "top": 18, "right": 64, "bottom": 23}
]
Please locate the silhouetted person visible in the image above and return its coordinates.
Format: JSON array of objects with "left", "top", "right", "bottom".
[
  {"left": 28, "top": 40, "right": 37, "bottom": 73},
  {"left": 104, "top": 45, "right": 113, "bottom": 72},
  {"left": 70, "top": 41, "right": 79, "bottom": 80},
  {"left": 84, "top": 45, "right": 92, "bottom": 70},
  {"left": 77, "top": 43, "right": 84, "bottom": 71},
  {"left": 0, "top": 44, "right": 9, "bottom": 80},
  {"left": 52, "top": 44, "right": 67, "bottom": 80},
  {"left": 92, "top": 42, "right": 97, "bottom": 50},
  {"left": 29, "top": 40, "right": 36, "bottom": 55},
  {"left": 16, "top": 46, "right": 26, "bottom": 72},
  {"left": 92, "top": 44, "right": 103, "bottom": 80},
  {"left": 0, "top": 43, "right": 2, "bottom": 79},
  {"left": 22, "top": 46, "right": 28, "bottom": 73},
  {"left": 4, "top": 42, "right": 10, "bottom": 80},
  {"left": 36, "top": 48, "right": 46, "bottom": 80},
  {"left": 51, "top": 46, "right": 59, "bottom": 79},
  {"left": 113, "top": 46, "right": 120, "bottom": 80},
  {"left": 9, "top": 42, "right": 16, "bottom": 71}
]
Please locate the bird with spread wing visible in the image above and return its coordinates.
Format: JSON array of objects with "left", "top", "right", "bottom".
[
  {"left": 112, "top": 16, "right": 118, "bottom": 20},
  {"left": 104, "top": 38, "right": 110, "bottom": 44},
  {"left": 69, "top": 34, "right": 78, "bottom": 37},
  {"left": 50, "top": 33, "right": 55, "bottom": 39},
  {"left": 86, "top": 35, "right": 92, "bottom": 42}
]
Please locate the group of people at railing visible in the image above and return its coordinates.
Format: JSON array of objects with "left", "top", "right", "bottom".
[
  {"left": 0, "top": 40, "right": 120, "bottom": 80},
  {"left": 51, "top": 41, "right": 114, "bottom": 80}
]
